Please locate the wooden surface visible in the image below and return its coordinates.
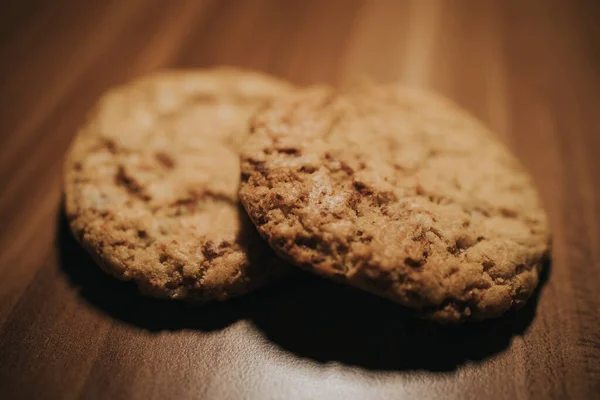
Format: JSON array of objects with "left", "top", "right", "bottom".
[{"left": 1, "top": 1, "right": 599, "bottom": 399}]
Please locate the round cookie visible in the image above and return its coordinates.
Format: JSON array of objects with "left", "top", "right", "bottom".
[
  {"left": 64, "top": 68, "right": 293, "bottom": 301},
  {"left": 239, "top": 84, "right": 551, "bottom": 322}
]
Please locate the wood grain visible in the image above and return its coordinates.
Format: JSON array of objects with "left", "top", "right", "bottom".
[{"left": 1, "top": 1, "right": 599, "bottom": 399}]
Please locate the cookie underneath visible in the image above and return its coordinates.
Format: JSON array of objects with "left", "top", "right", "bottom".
[
  {"left": 64, "top": 68, "right": 293, "bottom": 301},
  {"left": 239, "top": 84, "right": 551, "bottom": 322}
]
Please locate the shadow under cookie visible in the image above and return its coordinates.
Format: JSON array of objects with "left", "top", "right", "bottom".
[
  {"left": 57, "top": 201, "right": 303, "bottom": 332},
  {"left": 57, "top": 207, "right": 250, "bottom": 331},
  {"left": 58, "top": 205, "right": 551, "bottom": 371},
  {"left": 248, "top": 259, "right": 551, "bottom": 372}
]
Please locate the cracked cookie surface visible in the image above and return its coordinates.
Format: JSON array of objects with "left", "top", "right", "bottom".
[
  {"left": 239, "top": 84, "right": 551, "bottom": 322},
  {"left": 64, "top": 68, "right": 293, "bottom": 301}
]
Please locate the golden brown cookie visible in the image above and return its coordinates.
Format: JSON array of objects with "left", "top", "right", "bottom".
[
  {"left": 239, "top": 84, "right": 551, "bottom": 322},
  {"left": 64, "top": 68, "right": 293, "bottom": 301}
]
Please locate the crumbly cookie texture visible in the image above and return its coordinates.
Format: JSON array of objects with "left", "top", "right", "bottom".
[
  {"left": 64, "top": 68, "right": 293, "bottom": 301},
  {"left": 239, "top": 84, "right": 551, "bottom": 322}
]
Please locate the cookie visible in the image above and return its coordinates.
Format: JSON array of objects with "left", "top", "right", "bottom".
[
  {"left": 239, "top": 84, "right": 551, "bottom": 322},
  {"left": 64, "top": 68, "right": 293, "bottom": 301}
]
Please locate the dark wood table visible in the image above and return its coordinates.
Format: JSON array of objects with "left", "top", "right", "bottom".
[{"left": 1, "top": 1, "right": 599, "bottom": 399}]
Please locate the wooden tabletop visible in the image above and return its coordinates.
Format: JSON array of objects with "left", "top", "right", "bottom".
[{"left": 1, "top": 1, "right": 599, "bottom": 399}]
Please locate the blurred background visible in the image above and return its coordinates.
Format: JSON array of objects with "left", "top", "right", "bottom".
[{"left": 2, "top": 0, "right": 599, "bottom": 229}]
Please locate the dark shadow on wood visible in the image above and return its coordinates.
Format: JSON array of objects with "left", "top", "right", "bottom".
[
  {"left": 248, "top": 257, "right": 551, "bottom": 372},
  {"left": 57, "top": 205, "right": 550, "bottom": 371},
  {"left": 56, "top": 207, "right": 253, "bottom": 331}
]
